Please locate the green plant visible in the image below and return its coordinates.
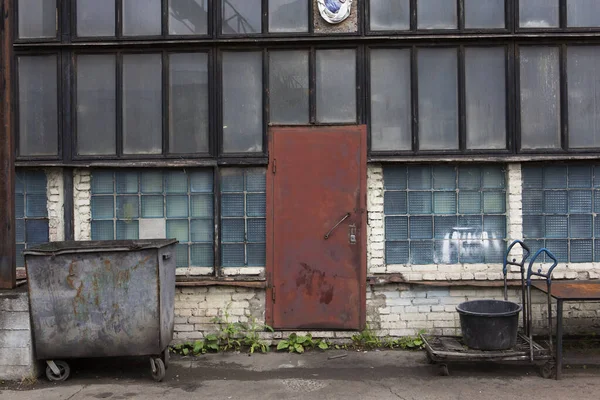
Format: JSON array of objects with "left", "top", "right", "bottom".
[
  {"left": 212, "top": 306, "right": 244, "bottom": 351},
  {"left": 351, "top": 325, "right": 382, "bottom": 349},
  {"left": 241, "top": 317, "right": 274, "bottom": 354},
  {"left": 277, "top": 333, "right": 329, "bottom": 353},
  {"left": 383, "top": 330, "right": 426, "bottom": 350},
  {"left": 171, "top": 334, "right": 220, "bottom": 356}
]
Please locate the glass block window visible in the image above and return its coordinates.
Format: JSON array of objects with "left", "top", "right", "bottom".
[
  {"left": 383, "top": 165, "right": 507, "bottom": 265},
  {"left": 15, "top": 171, "right": 49, "bottom": 268},
  {"left": 522, "top": 164, "right": 600, "bottom": 263},
  {"left": 221, "top": 169, "right": 266, "bottom": 267},
  {"left": 90, "top": 169, "right": 214, "bottom": 269}
]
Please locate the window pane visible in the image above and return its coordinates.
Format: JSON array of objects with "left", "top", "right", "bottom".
[
  {"left": 269, "top": 0, "right": 308, "bottom": 32},
  {"left": 123, "top": 54, "right": 162, "bottom": 155},
  {"left": 568, "top": 46, "right": 600, "bottom": 148},
  {"left": 77, "top": 55, "right": 116, "bottom": 156},
  {"left": 316, "top": 49, "right": 357, "bottom": 123},
  {"left": 519, "top": 47, "right": 561, "bottom": 150},
  {"left": 169, "top": 53, "right": 209, "bottom": 154},
  {"left": 18, "top": 0, "right": 56, "bottom": 38},
  {"left": 370, "top": 0, "right": 410, "bottom": 31},
  {"left": 465, "top": 0, "right": 505, "bottom": 29},
  {"left": 222, "top": 0, "right": 261, "bottom": 34},
  {"left": 370, "top": 49, "right": 411, "bottom": 151},
  {"left": 269, "top": 51, "right": 309, "bottom": 124},
  {"left": 169, "top": 0, "right": 208, "bottom": 35},
  {"left": 77, "top": 0, "right": 115, "bottom": 37},
  {"left": 568, "top": 0, "right": 600, "bottom": 27},
  {"left": 123, "top": 0, "right": 162, "bottom": 36},
  {"left": 222, "top": 52, "right": 263, "bottom": 153},
  {"left": 18, "top": 56, "right": 58, "bottom": 157},
  {"left": 519, "top": 0, "right": 559, "bottom": 28},
  {"left": 465, "top": 48, "right": 506, "bottom": 150},
  {"left": 417, "top": 0, "right": 457, "bottom": 29},
  {"left": 417, "top": 48, "right": 458, "bottom": 150}
]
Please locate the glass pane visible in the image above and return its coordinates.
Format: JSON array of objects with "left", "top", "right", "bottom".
[
  {"left": 18, "top": 56, "right": 58, "bottom": 156},
  {"left": 167, "top": 220, "right": 189, "bottom": 242},
  {"left": 483, "top": 215, "right": 506, "bottom": 238},
  {"left": 523, "top": 166, "right": 544, "bottom": 188},
  {"left": 16, "top": 195, "right": 24, "bottom": 219},
  {"left": 569, "top": 190, "right": 592, "bottom": 213},
  {"left": 77, "top": 55, "right": 116, "bottom": 155},
  {"left": 418, "top": 48, "right": 459, "bottom": 150},
  {"left": 116, "top": 196, "right": 139, "bottom": 219},
  {"left": 384, "top": 192, "right": 407, "bottom": 214},
  {"left": 246, "top": 169, "right": 266, "bottom": 191},
  {"left": 247, "top": 244, "right": 266, "bottom": 266},
  {"left": 522, "top": 191, "right": 543, "bottom": 214},
  {"left": 222, "top": 194, "right": 244, "bottom": 217},
  {"left": 523, "top": 215, "right": 544, "bottom": 238},
  {"left": 26, "top": 194, "right": 47, "bottom": 218},
  {"left": 166, "top": 171, "right": 188, "bottom": 193},
  {"left": 408, "top": 166, "right": 432, "bottom": 189},
  {"left": 247, "top": 193, "right": 266, "bottom": 217},
  {"left": 568, "top": 0, "right": 600, "bottom": 27},
  {"left": 269, "top": 51, "right": 309, "bottom": 124},
  {"left": 544, "top": 191, "right": 568, "bottom": 213},
  {"left": 465, "top": 48, "right": 506, "bottom": 150},
  {"left": 222, "top": 219, "right": 245, "bottom": 242},
  {"left": 370, "top": 0, "right": 410, "bottom": 31},
  {"left": 409, "top": 216, "right": 433, "bottom": 239},
  {"left": 26, "top": 172, "right": 46, "bottom": 193},
  {"left": 384, "top": 166, "right": 407, "bottom": 190},
  {"left": 191, "top": 194, "right": 213, "bottom": 217},
  {"left": 269, "top": 0, "right": 308, "bottom": 32},
  {"left": 123, "top": 54, "right": 162, "bottom": 155},
  {"left": 386, "top": 241, "right": 409, "bottom": 264},
  {"left": 370, "top": 49, "right": 411, "bottom": 151},
  {"left": 15, "top": 219, "right": 25, "bottom": 243},
  {"left": 222, "top": 244, "right": 245, "bottom": 266},
  {"left": 316, "top": 49, "right": 357, "bottom": 123},
  {"left": 436, "top": 240, "right": 458, "bottom": 264},
  {"left": 91, "top": 196, "right": 114, "bottom": 219},
  {"left": 26, "top": 220, "right": 49, "bottom": 245},
  {"left": 191, "top": 219, "right": 213, "bottom": 242},
  {"left": 141, "top": 171, "right": 163, "bottom": 193},
  {"left": 116, "top": 221, "right": 139, "bottom": 239},
  {"left": 166, "top": 195, "right": 189, "bottom": 218},
  {"left": 141, "top": 196, "right": 164, "bottom": 218},
  {"left": 247, "top": 219, "right": 266, "bottom": 242},
  {"left": 483, "top": 192, "right": 506, "bottom": 213},
  {"left": 519, "top": 0, "right": 559, "bottom": 28},
  {"left": 92, "top": 171, "right": 114, "bottom": 194},
  {"left": 175, "top": 244, "right": 189, "bottom": 267},
  {"left": 483, "top": 167, "right": 505, "bottom": 189},
  {"left": 417, "top": 0, "right": 457, "bottom": 29},
  {"left": 18, "top": 0, "right": 56, "bottom": 38},
  {"left": 77, "top": 0, "right": 115, "bottom": 37},
  {"left": 191, "top": 244, "right": 213, "bottom": 266},
  {"left": 221, "top": 169, "right": 245, "bottom": 192},
  {"left": 411, "top": 241, "right": 434, "bottom": 264},
  {"left": 544, "top": 165, "right": 567, "bottom": 188},
  {"left": 567, "top": 46, "right": 600, "bottom": 149},
  {"left": 222, "top": 52, "right": 263, "bottom": 153},
  {"left": 458, "top": 192, "right": 482, "bottom": 214},
  {"left": 465, "top": 0, "right": 505, "bottom": 29},
  {"left": 434, "top": 216, "right": 457, "bottom": 239},
  {"left": 408, "top": 192, "right": 432, "bottom": 214},
  {"left": 459, "top": 167, "right": 481, "bottom": 189},
  {"left": 570, "top": 215, "right": 593, "bottom": 238},
  {"left": 519, "top": 47, "right": 561, "bottom": 150},
  {"left": 169, "top": 0, "right": 208, "bottom": 35},
  {"left": 190, "top": 171, "right": 213, "bottom": 193},
  {"left": 571, "top": 239, "right": 593, "bottom": 263},
  {"left": 222, "top": 0, "right": 261, "bottom": 34},
  {"left": 433, "top": 166, "right": 456, "bottom": 190},
  {"left": 545, "top": 216, "right": 568, "bottom": 238},
  {"left": 169, "top": 53, "right": 209, "bottom": 154},
  {"left": 385, "top": 217, "right": 408, "bottom": 240},
  {"left": 433, "top": 192, "right": 457, "bottom": 214},
  {"left": 116, "top": 171, "right": 139, "bottom": 193},
  {"left": 568, "top": 166, "right": 592, "bottom": 188},
  {"left": 123, "top": 0, "right": 162, "bottom": 36},
  {"left": 92, "top": 220, "right": 114, "bottom": 240}
]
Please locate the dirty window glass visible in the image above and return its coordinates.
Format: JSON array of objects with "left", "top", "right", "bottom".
[
  {"left": 123, "top": 0, "right": 162, "bottom": 36},
  {"left": 522, "top": 164, "right": 599, "bottom": 263},
  {"left": 169, "top": 0, "right": 209, "bottom": 35},
  {"left": 417, "top": 48, "right": 459, "bottom": 151},
  {"left": 519, "top": 0, "right": 559, "bottom": 28},
  {"left": 269, "top": 50, "right": 310, "bottom": 124},
  {"left": 15, "top": 171, "right": 49, "bottom": 268},
  {"left": 269, "top": 0, "right": 309, "bottom": 33},
  {"left": 169, "top": 53, "right": 209, "bottom": 154},
  {"left": 76, "top": 55, "right": 117, "bottom": 156},
  {"left": 370, "top": 0, "right": 410, "bottom": 31},
  {"left": 18, "top": 0, "right": 57, "bottom": 39},
  {"left": 383, "top": 165, "right": 506, "bottom": 265},
  {"left": 417, "top": 0, "right": 457, "bottom": 29},
  {"left": 18, "top": 55, "right": 59, "bottom": 157},
  {"left": 567, "top": 47, "right": 600, "bottom": 149},
  {"left": 316, "top": 49, "right": 357, "bottom": 123},
  {"left": 465, "top": 47, "right": 507, "bottom": 150},
  {"left": 77, "top": 0, "right": 116, "bottom": 37},
  {"left": 519, "top": 47, "right": 561, "bottom": 150},
  {"left": 370, "top": 48, "right": 412, "bottom": 151},
  {"left": 464, "top": 0, "right": 505, "bottom": 29},
  {"left": 123, "top": 54, "right": 163, "bottom": 155},
  {"left": 222, "top": 0, "right": 262, "bottom": 34},
  {"left": 222, "top": 52, "right": 263, "bottom": 153},
  {"left": 567, "top": 0, "right": 600, "bottom": 27}
]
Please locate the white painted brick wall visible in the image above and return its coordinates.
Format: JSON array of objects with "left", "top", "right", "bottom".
[
  {"left": 46, "top": 168, "right": 65, "bottom": 242},
  {"left": 367, "top": 165, "right": 385, "bottom": 274},
  {"left": 73, "top": 169, "right": 92, "bottom": 241}
]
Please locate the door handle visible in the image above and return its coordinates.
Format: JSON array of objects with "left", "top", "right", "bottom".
[{"left": 324, "top": 213, "right": 351, "bottom": 240}]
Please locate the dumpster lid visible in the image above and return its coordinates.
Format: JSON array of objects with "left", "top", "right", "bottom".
[{"left": 23, "top": 239, "right": 178, "bottom": 256}]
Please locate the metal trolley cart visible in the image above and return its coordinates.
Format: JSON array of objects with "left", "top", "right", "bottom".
[{"left": 421, "top": 240, "right": 557, "bottom": 378}]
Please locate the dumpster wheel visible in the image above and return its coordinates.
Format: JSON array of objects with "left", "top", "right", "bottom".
[
  {"left": 150, "top": 357, "right": 166, "bottom": 382},
  {"left": 46, "top": 360, "right": 70, "bottom": 382}
]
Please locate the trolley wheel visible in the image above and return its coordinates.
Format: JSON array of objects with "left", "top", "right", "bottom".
[
  {"left": 439, "top": 364, "right": 450, "bottom": 376},
  {"left": 540, "top": 362, "right": 555, "bottom": 379},
  {"left": 426, "top": 352, "right": 437, "bottom": 365},
  {"left": 151, "top": 357, "right": 166, "bottom": 382},
  {"left": 45, "top": 360, "right": 70, "bottom": 382},
  {"left": 161, "top": 348, "right": 170, "bottom": 370}
]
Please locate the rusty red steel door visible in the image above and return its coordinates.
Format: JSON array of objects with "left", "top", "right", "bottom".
[{"left": 266, "top": 126, "right": 367, "bottom": 330}]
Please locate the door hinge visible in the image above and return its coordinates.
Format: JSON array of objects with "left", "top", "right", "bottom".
[
  {"left": 272, "top": 159, "right": 277, "bottom": 174},
  {"left": 272, "top": 287, "right": 276, "bottom": 302}
]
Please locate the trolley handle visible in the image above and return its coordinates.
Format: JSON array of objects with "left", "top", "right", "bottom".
[
  {"left": 503, "top": 240, "right": 531, "bottom": 277},
  {"left": 526, "top": 248, "right": 558, "bottom": 286}
]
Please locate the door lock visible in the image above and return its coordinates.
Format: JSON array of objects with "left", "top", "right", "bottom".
[{"left": 349, "top": 224, "right": 357, "bottom": 244}]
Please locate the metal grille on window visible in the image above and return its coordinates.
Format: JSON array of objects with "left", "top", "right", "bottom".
[
  {"left": 15, "top": 171, "right": 49, "bottom": 268},
  {"left": 221, "top": 169, "right": 267, "bottom": 267},
  {"left": 383, "top": 165, "right": 507, "bottom": 265},
  {"left": 522, "top": 164, "right": 600, "bottom": 263},
  {"left": 90, "top": 169, "right": 214, "bottom": 269}
]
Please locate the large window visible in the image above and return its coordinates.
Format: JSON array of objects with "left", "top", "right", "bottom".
[
  {"left": 383, "top": 165, "right": 507, "bottom": 265},
  {"left": 523, "top": 164, "right": 600, "bottom": 263},
  {"left": 15, "top": 171, "right": 49, "bottom": 268}
]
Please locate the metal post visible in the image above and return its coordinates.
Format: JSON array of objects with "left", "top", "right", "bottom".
[
  {"left": 556, "top": 299, "right": 563, "bottom": 380},
  {"left": 0, "top": 0, "right": 15, "bottom": 289}
]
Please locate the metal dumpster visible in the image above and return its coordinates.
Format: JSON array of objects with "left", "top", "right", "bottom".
[{"left": 24, "top": 239, "right": 177, "bottom": 382}]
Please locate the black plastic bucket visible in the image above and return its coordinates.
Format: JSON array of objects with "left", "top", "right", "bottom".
[{"left": 456, "top": 300, "right": 522, "bottom": 350}]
